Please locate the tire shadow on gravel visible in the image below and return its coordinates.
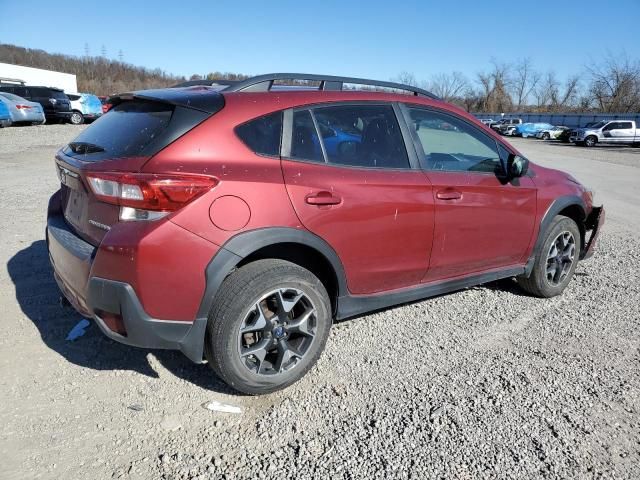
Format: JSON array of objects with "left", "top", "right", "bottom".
[{"left": 7, "top": 240, "right": 234, "bottom": 394}]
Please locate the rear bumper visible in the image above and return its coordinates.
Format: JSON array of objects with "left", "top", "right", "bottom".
[
  {"left": 581, "top": 206, "right": 605, "bottom": 260},
  {"left": 11, "top": 110, "right": 45, "bottom": 123},
  {"left": 47, "top": 213, "right": 208, "bottom": 362},
  {"left": 88, "top": 278, "right": 207, "bottom": 362},
  {"left": 46, "top": 111, "right": 72, "bottom": 120}
]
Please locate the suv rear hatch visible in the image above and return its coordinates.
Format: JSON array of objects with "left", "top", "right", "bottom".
[
  {"left": 54, "top": 87, "right": 225, "bottom": 245},
  {"left": 50, "top": 89, "right": 71, "bottom": 112}
]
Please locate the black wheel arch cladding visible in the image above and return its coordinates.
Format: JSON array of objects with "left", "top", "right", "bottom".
[
  {"left": 525, "top": 195, "right": 587, "bottom": 276},
  {"left": 195, "top": 227, "right": 348, "bottom": 322}
]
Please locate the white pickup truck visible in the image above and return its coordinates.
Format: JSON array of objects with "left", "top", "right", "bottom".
[{"left": 570, "top": 120, "right": 640, "bottom": 147}]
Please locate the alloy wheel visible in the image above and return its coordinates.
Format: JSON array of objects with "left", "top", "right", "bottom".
[
  {"left": 237, "top": 288, "right": 317, "bottom": 375},
  {"left": 70, "top": 112, "right": 83, "bottom": 125},
  {"left": 546, "top": 231, "right": 576, "bottom": 285}
]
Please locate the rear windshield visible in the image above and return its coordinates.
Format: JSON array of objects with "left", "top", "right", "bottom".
[
  {"left": 51, "top": 90, "right": 68, "bottom": 100},
  {"left": 0, "top": 92, "right": 24, "bottom": 102},
  {"left": 63, "top": 101, "right": 173, "bottom": 160}
]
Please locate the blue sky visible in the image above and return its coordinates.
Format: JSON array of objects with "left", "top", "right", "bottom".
[{"left": 1, "top": 0, "right": 638, "bottom": 83}]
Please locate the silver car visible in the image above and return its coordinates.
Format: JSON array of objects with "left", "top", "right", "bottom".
[{"left": 0, "top": 92, "right": 46, "bottom": 125}]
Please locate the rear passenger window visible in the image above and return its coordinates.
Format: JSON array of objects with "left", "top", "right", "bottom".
[
  {"left": 618, "top": 122, "right": 633, "bottom": 129},
  {"left": 235, "top": 111, "right": 282, "bottom": 157},
  {"left": 291, "top": 110, "right": 323, "bottom": 162},
  {"left": 313, "top": 104, "right": 409, "bottom": 169},
  {"left": 408, "top": 107, "right": 502, "bottom": 174}
]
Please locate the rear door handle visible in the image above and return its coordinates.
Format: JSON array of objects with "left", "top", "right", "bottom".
[
  {"left": 305, "top": 191, "right": 342, "bottom": 206},
  {"left": 436, "top": 189, "right": 462, "bottom": 200}
]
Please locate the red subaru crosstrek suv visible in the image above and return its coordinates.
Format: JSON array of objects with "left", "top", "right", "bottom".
[{"left": 47, "top": 74, "right": 604, "bottom": 394}]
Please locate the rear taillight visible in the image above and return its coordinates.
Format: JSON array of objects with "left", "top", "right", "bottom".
[
  {"left": 16, "top": 104, "right": 32, "bottom": 109},
  {"left": 85, "top": 172, "right": 218, "bottom": 221}
]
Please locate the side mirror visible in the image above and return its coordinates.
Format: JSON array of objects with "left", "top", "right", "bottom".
[{"left": 508, "top": 155, "right": 528, "bottom": 178}]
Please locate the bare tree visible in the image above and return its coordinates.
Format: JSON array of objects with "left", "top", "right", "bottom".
[
  {"left": 476, "top": 61, "right": 513, "bottom": 112},
  {"left": 511, "top": 58, "right": 540, "bottom": 109},
  {"left": 428, "top": 72, "right": 469, "bottom": 101},
  {"left": 586, "top": 53, "right": 640, "bottom": 112},
  {"left": 0, "top": 42, "right": 186, "bottom": 94},
  {"left": 555, "top": 75, "right": 581, "bottom": 110},
  {"left": 394, "top": 71, "right": 419, "bottom": 87}
]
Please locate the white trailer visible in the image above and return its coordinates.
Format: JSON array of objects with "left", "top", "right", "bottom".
[{"left": 0, "top": 63, "right": 77, "bottom": 93}]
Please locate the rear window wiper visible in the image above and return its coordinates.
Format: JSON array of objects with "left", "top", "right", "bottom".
[{"left": 68, "top": 142, "right": 105, "bottom": 154}]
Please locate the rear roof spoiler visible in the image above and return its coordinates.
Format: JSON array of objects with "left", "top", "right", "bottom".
[{"left": 108, "top": 86, "right": 225, "bottom": 114}]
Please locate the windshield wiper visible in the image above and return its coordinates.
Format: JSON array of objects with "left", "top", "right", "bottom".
[{"left": 68, "top": 142, "right": 105, "bottom": 154}]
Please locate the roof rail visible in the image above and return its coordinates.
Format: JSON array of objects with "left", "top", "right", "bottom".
[
  {"left": 0, "top": 77, "right": 26, "bottom": 85},
  {"left": 222, "top": 73, "right": 439, "bottom": 99}
]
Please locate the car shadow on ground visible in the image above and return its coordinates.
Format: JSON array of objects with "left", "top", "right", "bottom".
[
  {"left": 7, "top": 240, "right": 236, "bottom": 395},
  {"left": 544, "top": 141, "right": 640, "bottom": 153}
]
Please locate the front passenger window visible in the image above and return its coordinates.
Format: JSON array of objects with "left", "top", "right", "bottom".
[{"left": 408, "top": 108, "right": 502, "bottom": 174}]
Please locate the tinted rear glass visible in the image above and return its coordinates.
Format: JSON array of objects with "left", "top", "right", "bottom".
[
  {"left": 63, "top": 101, "right": 173, "bottom": 160},
  {"left": 235, "top": 111, "right": 282, "bottom": 156},
  {"left": 51, "top": 90, "right": 68, "bottom": 100}
]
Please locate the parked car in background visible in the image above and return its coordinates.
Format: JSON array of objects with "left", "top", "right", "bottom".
[
  {"left": 0, "top": 85, "right": 72, "bottom": 123},
  {"left": 560, "top": 122, "right": 598, "bottom": 143},
  {"left": 514, "top": 122, "right": 555, "bottom": 138},
  {"left": 536, "top": 126, "right": 568, "bottom": 140},
  {"left": 479, "top": 118, "right": 494, "bottom": 126},
  {"left": 491, "top": 118, "right": 523, "bottom": 135},
  {"left": 67, "top": 93, "right": 103, "bottom": 124},
  {"left": 0, "top": 97, "right": 11, "bottom": 127},
  {"left": 0, "top": 92, "right": 46, "bottom": 125},
  {"left": 98, "top": 96, "right": 113, "bottom": 113},
  {"left": 570, "top": 120, "right": 639, "bottom": 147},
  {"left": 47, "top": 73, "right": 604, "bottom": 395}
]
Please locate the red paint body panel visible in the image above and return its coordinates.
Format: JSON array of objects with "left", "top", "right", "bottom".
[
  {"left": 145, "top": 96, "right": 304, "bottom": 245},
  {"left": 49, "top": 87, "right": 601, "bottom": 330},
  {"left": 423, "top": 171, "right": 537, "bottom": 281},
  {"left": 91, "top": 219, "right": 220, "bottom": 321},
  {"left": 282, "top": 160, "right": 435, "bottom": 294}
]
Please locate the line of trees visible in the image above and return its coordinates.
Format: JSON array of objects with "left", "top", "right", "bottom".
[
  {"left": 0, "top": 43, "right": 186, "bottom": 94},
  {"left": 2, "top": 43, "right": 639, "bottom": 113},
  {"left": 396, "top": 53, "right": 640, "bottom": 113}
]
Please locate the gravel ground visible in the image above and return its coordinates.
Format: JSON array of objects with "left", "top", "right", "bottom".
[{"left": 0, "top": 125, "right": 639, "bottom": 480}]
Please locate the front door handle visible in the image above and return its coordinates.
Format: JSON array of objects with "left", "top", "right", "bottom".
[
  {"left": 305, "top": 191, "right": 342, "bottom": 206},
  {"left": 436, "top": 189, "right": 462, "bottom": 200}
]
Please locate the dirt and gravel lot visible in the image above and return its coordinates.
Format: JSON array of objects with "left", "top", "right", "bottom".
[{"left": 0, "top": 125, "right": 639, "bottom": 480}]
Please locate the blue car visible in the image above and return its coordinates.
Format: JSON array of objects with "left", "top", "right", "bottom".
[
  {"left": 515, "top": 122, "right": 555, "bottom": 138},
  {"left": 0, "top": 97, "right": 11, "bottom": 128},
  {"left": 317, "top": 123, "right": 362, "bottom": 157}
]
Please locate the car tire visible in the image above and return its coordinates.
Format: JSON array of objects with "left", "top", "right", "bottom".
[
  {"left": 584, "top": 136, "right": 597, "bottom": 147},
  {"left": 204, "top": 259, "right": 332, "bottom": 395},
  {"left": 70, "top": 111, "right": 84, "bottom": 125},
  {"left": 517, "top": 215, "right": 581, "bottom": 298},
  {"left": 542, "top": 132, "right": 550, "bottom": 140}
]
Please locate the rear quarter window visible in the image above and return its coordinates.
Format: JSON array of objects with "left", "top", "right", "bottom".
[
  {"left": 62, "top": 101, "right": 173, "bottom": 160},
  {"left": 235, "top": 111, "right": 283, "bottom": 156}
]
